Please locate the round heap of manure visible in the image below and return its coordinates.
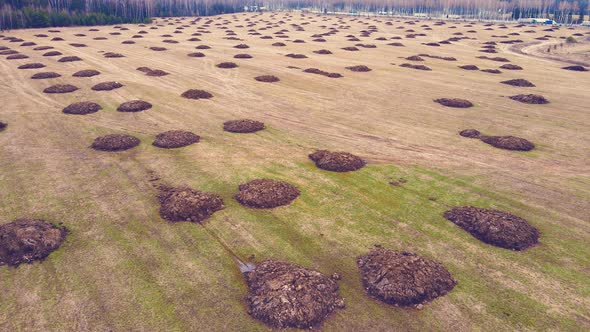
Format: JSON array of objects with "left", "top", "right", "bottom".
[
  {"left": 509, "top": 94, "right": 549, "bottom": 104},
  {"left": 73, "top": 69, "right": 100, "bottom": 77},
  {"left": 480, "top": 135, "right": 535, "bottom": 151},
  {"left": 157, "top": 186, "right": 224, "bottom": 223},
  {"left": 234, "top": 53, "right": 252, "bottom": 59},
  {"left": 181, "top": 89, "right": 213, "bottom": 99},
  {"left": 481, "top": 69, "right": 502, "bottom": 74},
  {"left": 0, "top": 219, "right": 68, "bottom": 267},
  {"left": 357, "top": 249, "right": 456, "bottom": 306},
  {"left": 18, "top": 63, "right": 45, "bottom": 69},
  {"left": 234, "top": 44, "right": 249, "bottom": 49},
  {"left": 91, "top": 134, "right": 140, "bottom": 151},
  {"left": 313, "top": 49, "right": 332, "bottom": 54},
  {"left": 43, "top": 84, "right": 79, "bottom": 94},
  {"left": 31, "top": 72, "right": 61, "bottom": 79},
  {"left": 459, "top": 129, "right": 481, "bottom": 138},
  {"left": 406, "top": 55, "right": 424, "bottom": 61},
  {"left": 0, "top": 121, "right": 6, "bottom": 131},
  {"left": 152, "top": 130, "right": 200, "bottom": 148},
  {"left": 443, "top": 206, "right": 539, "bottom": 250},
  {"left": 7, "top": 54, "right": 29, "bottom": 60},
  {"left": 309, "top": 150, "right": 366, "bottom": 172},
  {"left": 187, "top": 52, "right": 205, "bottom": 57},
  {"left": 244, "top": 260, "right": 344, "bottom": 329},
  {"left": 501, "top": 79, "right": 535, "bottom": 87},
  {"left": 146, "top": 69, "right": 169, "bottom": 77},
  {"left": 117, "top": 100, "right": 152, "bottom": 112},
  {"left": 235, "top": 179, "right": 300, "bottom": 208},
  {"left": 43, "top": 51, "right": 62, "bottom": 57},
  {"left": 150, "top": 47, "right": 167, "bottom": 51},
  {"left": 104, "top": 52, "right": 124, "bottom": 58},
  {"left": 286, "top": 53, "right": 307, "bottom": 59},
  {"left": 345, "top": 65, "right": 371, "bottom": 72},
  {"left": 434, "top": 98, "right": 473, "bottom": 108},
  {"left": 399, "top": 63, "right": 431, "bottom": 71},
  {"left": 459, "top": 65, "right": 479, "bottom": 70},
  {"left": 216, "top": 62, "right": 238, "bottom": 68},
  {"left": 499, "top": 64, "right": 523, "bottom": 70},
  {"left": 561, "top": 65, "right": 588, "bottom": 71},
  {"left": 63, "top": 101, "right": 101, "bottom": 115},
  {"left": 223, "top": 119, "right": 265, "bottom": 133},
  {"left": 58, "top": 56, "right": 82, "bottom": 62},
  {"left": 255, "top": 75, "right": 279, "bottom": 82},
  {"left": 91, "top": 81, "right": 123, "bottom": 91}
]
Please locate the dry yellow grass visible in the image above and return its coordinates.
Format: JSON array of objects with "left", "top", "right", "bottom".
[{"left": 0, "top": 12, "right": 589, "bottom": 331}]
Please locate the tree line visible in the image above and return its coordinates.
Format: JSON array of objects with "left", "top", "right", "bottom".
[{"left": 0, "top": 0, "right": 247, "bottom": 29}]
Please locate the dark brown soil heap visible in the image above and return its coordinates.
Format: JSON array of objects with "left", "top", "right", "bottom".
[
  {"left": 480, "top": 135, "right": 535, "bottom": 151},
  {"left": 91, "top": 81, "right": 123, "bottom": 91},
  {"left": 501, "top": 79, "right": 535, "bottom": 87},
  {"left": 443, "top": 206, "right": 539, "bottom": 250},
  {"left": 255, "top": 75, "right": 280, "bottom": 82},
  {"left": 63, "top": 101, "right": 102, "bottom": 115},
  {"left": 244, "top": 260, "right": 344, "bottom": 329},
  {"left": 303, "top": 68, "right": 342, "bottom": 78},
  {"left": 157, "top": 186, "right": 224, "bottom": 223},
  {"left": 122, "top": 40, "right": 135, "bottom": 44},
  {"left": 6, "top": 54, "right": 29, "bottom": 60},
  {"left": 91, "top": 134, "right": 140, "bottom": 151},
  {"left": 434, "top": 98, "right": 473, "bottom": 108},
  {"left": 0, "top": 219, "right": 68, "bottom": 267},
  {"left": 150, "top": 47, "right": 167, "bottom": 51},
  {"left": 34, "top": 46, "right": 53, "bottom": 51},
  {"left": 0, "top": 50, "right": 18, "bottom": 55},
  {"left": 117, "top": 100, "right": 152, "bottom": 112},
  {"left": 234, "top": 53, "right": 253, "bottom": 59},
  {"left": 286, "top": 53, "right": 307, "bottom": 59},
  {"left": 235, "top": 179, "right": 300, "bottom": 208},
  {"left": 187, "top": 51, "right": 207, "bottom": 57},
  {"left": 43, "top": 84, "right": 79, "bottom": 93},
  {"left": 309, "top": 150, "right": 366, "bottom": 172},
  {"left": 0, "top": 121, "right": 6, "bottom": 131},
  {"left": 459, "top": 65, "right": 479, "bottom": 70},
  {"left": 561, "top": 65, "right": 588, "bottom": 71},
  {"left": 223, "top": 119, "right": 265, "bottom": 133},
  {"left": 43, "top": 51, "right": 62, "bottom": 57},
  {"left": 272, "top": 42, "right": 286, "bottom": 46},
  {"left": 357, "top": 249, "right": 456, "bottom": 306},
  {"left": 509, "top": 94, "right": 549, "bottom": 104},
  {"left": 17, "top": 63, "right": 46, "bottom": 69},
  {"left": 73, "top": 69, "right": 100, "bottom": 77},
  {"left": 69, "top": 43, "right": 87, "bottom": 47},
  {"left": 341, "top": 46, "right": 359, "bottom": 51},
  {"left": 500, "top": 64, "right": 523, "bottom": 70},
  {"left": 481, "top": 69, "right": 502, "bottom": 74},
  {"left": 399, "top": 63, "right": 431, "bottom": 71},
  {"left": 152, "top": 130, "right": 200, "bottom": 148},
  {"left": 195, "top": 45, "right": 211, "bottom": 49},
  {"left": 216, "top": 62, "right": 238, "bottom": 68},
  {"left": 313, "top": 49, "right": 332, "bottom": 54},
  {"left": 146, "top": 69, "right": 169, "bottom": 77},
  {"left": 58, "top": 56, "right": 82, "bottom": 62},
  {"left": 477, "top": 56, "right": 510, "bottom": 62},
  {"left": 104, "top": 52, "right": 124, "bottom": 58},
  {"left": 181, "top": 89, "right": 213, "bottom": 99},
  {"left": 234, "top": 43, "right": 249, "bottom": 49},
  {"left": 31, "top": 72, "right": 61, "bottom": 79},
  {"left": 388, "top": 42, "right": 405, "bottom": 47},
  {"left": 406, "top": 55, "right": 424, "bottom": 61},
  {"left": 346, "top": 65, "right": 371, "bottom": 72},
  {"left": 459, "top": 129, "right": 481, "bottom": 138}
]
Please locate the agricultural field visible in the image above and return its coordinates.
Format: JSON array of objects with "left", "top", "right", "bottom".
[{"left": 0, "top": 11, "right": 589, "bottom": 331}]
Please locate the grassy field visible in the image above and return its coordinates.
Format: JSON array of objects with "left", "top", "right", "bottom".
[{"left": 0, "top": 12, "right": 589, "bottom": 331}]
